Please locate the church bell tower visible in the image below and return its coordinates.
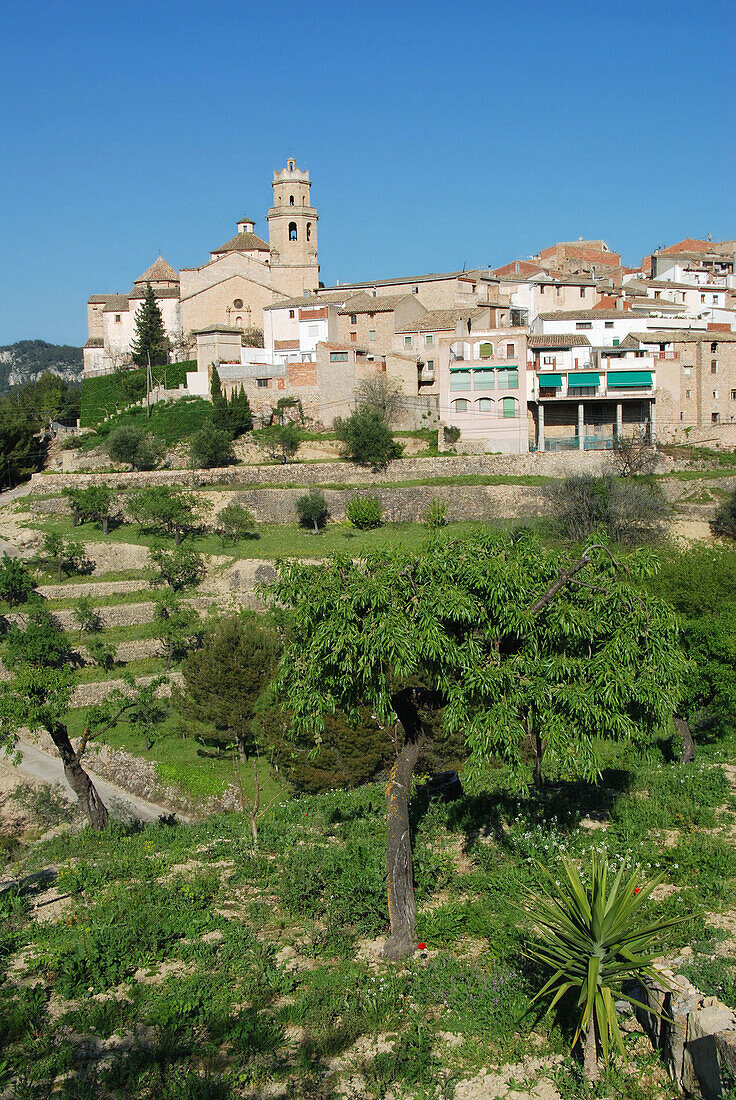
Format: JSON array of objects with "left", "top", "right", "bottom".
[{"left": 267, "top": 159, "right": 320, "bottom": 297}]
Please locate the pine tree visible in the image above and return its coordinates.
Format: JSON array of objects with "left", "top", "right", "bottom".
[{"left": 130, "top": 283, "right": 169, "bottom": 367}]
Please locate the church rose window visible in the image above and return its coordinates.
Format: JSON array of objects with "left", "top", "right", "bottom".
[{"left": 233, "top": 299, "right": 243, "bottom": 309}]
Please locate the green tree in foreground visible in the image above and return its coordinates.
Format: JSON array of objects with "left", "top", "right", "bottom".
[
  {"left": 270, "top": 532, "right": 684, "bottom": 959},
  {"left": 63, "top": 483, "right": 115, "bottom": 534},
  {"left": 296, "top": 488, "right": 328, "bottom": 533},
  {"left": 180, "top": 615, "right": 280, "bottom": 754},
  {"left": 0, "top": 555, "right": 36, "bottom": 606},
  {"left": 334, "top": 406, "right": 404, "bottom": 469},
  {"left": 130, "top": 283, "right": 169, "bottom": 368},
  {"left": 107, "top": 425, "right": 163, "bottom": 471}
]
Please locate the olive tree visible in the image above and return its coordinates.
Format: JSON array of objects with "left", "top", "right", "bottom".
[{"left": 270, "top": 531, "right": 684, "bottom": 959}]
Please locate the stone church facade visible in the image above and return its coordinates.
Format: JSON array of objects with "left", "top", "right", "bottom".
[{"left": 83, "top": 159, "right": 320, "bottom": 376}]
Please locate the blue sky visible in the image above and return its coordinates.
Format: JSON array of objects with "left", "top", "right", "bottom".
[{"left": 1, "top": 0, "right": 734, "bottom": 346}]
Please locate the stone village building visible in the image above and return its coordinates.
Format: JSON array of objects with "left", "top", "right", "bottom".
[{"left": 83, "top": 160, "right": 736, "bottom": 453}]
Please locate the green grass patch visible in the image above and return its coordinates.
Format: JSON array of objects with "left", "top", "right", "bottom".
[
  {"left": 77, "top": 393, "right": 211, "bottom": 449},
  {"left": 80, "top": 361, "right": 193, "bottom": 427}
]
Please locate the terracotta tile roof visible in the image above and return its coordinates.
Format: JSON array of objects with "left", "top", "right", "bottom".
[
  {"left": 274, "top": 340, "right": 300, "bottom": 350},
  {"left": 538, "top": 309, "right": 630, "bottom": 320},
  {"left": 318, "top": 342, "right": 356, "bottom": 351},
  {"left": 88, "top": 293, "right": 125, "bottom": 305},
  {"left": 528, "top": 334, "right": 592, "bottom": 348},
  {"left": 395, "top": 307, "right": 490, "bottom": 334},
  {"left": 338, "top": 293, "right": 414, "bottom": 315},
  {"left": 128, "top": 286, "right": 180, "bottom": 300},
  {"left": 659, "top": 238, "right": 736, "bottom": 256},
  {"left": 630, "top": 330, "right": 736, "bottom": 344},
  {"left": 211, "top": 231, "right": 270, "bottom": 254},
  {"left": 101, "top": 295, "right": 131, "bottom": 312},
  {"left": 84, "top": 337, "right": 104, "bottom": 348},
  {"left": 133, "top": 256, "right": 179, "bottom": 284},
  {"left": 263, "top": 291, "right": 349, "bottom": 311},
  {"left": 321, "top": 270, "right": 470, "bottom": 292}
]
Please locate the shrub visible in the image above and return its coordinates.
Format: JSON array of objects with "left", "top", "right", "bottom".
[
  {"left": 149, "top": 544, "right": 205, "bottom": 591},
  {"left": 551, "top": 472, "right": 668, "bottom": 546},
  {"left": 258, "top": 423, "right": 302, "bottom": 463},
  {"left": 423, "top": 498, "right": 448, "bottom": 529},
  {"left": 355, "top": 375, "right": 404, "bottom": 426},
  {"left": 215, "top": 502, "right": 257, "bottom": 546},
  {"left": 87, "top": 637, "right": 116, "bottom": 670},
  {"left": 72, "top": 596, "right": 102, "bottom": 633},
  {"left": 345, "top": 493, "right": 383, "bottom": 530},
  {"left": 107, "top": 424, "right": 142, "bottom": 465},
  {"left": 190, "top": 425, "right": 236, "bottom": 469},
  {"left": 0, "top": 556, "right": 36, "bottom": 606},
  {"left": 443, "top": 425, "right": 461, "bottom": 447},
  {"left": 712, "top": 490, "right": 736, "bottom": 540},
  {"left": 131, "top": 434, "right": 164, "bottom": 471},
  {"left": 127, "top": 486, "right": 199, "bottom": 543},
  {"left": 63, "top": 484, "right": 115, "bottom": 533},
  {"left": 334, "top": 407, "right": 403, "bottom": 469},
  {"left": 296, "top": 489, "right": 328, "bottom": 532}
]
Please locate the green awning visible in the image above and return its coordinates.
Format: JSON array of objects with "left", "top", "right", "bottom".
[
  {"left": 449, "top": 366, "right": 470, "bottom": 373},
  {"left": 568, "top": 372, "right": 600, "bottom": 386},
  {"left": 607, "top": 371, "right": 653, "bottom": 388},
  {"left": 538, "top": 373, "right": 563, "bottom": 387}
]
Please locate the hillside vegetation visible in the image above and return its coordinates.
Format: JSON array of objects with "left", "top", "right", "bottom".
[
  {"left": 0, "top": 341, "right": 82, "bottom": 393},
  {"left": 80, "top": 362, "right": 194, "bottom": 427}
]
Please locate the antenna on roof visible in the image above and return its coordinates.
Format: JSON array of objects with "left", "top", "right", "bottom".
[{"left": 462, "top": 261, "right": 467, "bottom": 272}]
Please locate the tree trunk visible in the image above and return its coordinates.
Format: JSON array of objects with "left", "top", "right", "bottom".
[
  {"left": 47, "top": 722, "right": 109, "bottom": 830},
  {"left": 674, "top": 715, "right": 695, "bottom": 763},
  {"left": 57, "top": 559, "right": 62, "bottom": 584},
  {"left": 582, "top": 1021, "right": 599, "bottom": 1082},
  {"left": 383, "top": 689, "right": 425, "bottom": 961},
  {"left": 250, "top": 757, "right": 261, "bottom": 851},
  {"left": 102, "top": 515, "right": 108, "bottom": 535},
  {"left": 175, "top": 528, "right": 181, "bottom": 545},
  {"left": 533, "top": 728, "right": 545, "bottom": 789}
]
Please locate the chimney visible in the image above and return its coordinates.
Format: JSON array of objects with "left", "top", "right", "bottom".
[{"left": 616, "top": 295, "right": 624, "bottom": 312}]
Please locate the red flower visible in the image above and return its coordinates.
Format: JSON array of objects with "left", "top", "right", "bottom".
[
  {"left": 417, "top": 943, "right": 427, "bottom": 951},
  {"left": 634, "top": 887, "right": 641, "bottom": 894}
]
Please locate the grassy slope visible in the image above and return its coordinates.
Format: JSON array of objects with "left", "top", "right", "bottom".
[
  {"left": 80, "top": 362, "right": 194, "bottom": 427},
  {"left": 4, "top": 746, "right": 731, "bottom": 1098}
]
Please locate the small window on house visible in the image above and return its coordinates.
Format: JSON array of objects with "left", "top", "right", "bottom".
[
  {"left": 556, "top": 285, "right": 563, "bottom": 296},
  {"left": 412, "top": 286, "right": 419, "bottom": 294},
  {"left": 731, "top": 390, "right": 736, "bottom": 400},
  {"left": 425, "top": 359, "right": 434, "bottom": 372},
  {"left": 308, "top": 325, "right": 318, "bottom": 336},
  {"left": 114, "top": 314, "right": 121, "bottom": 323},
  {"left": 711, "top": 360, "right": 718, "bottom": 373},
  {"left": 234, "top": 299, "right": 243, "bottom": 309},
  {"left": 506, "top": 343, "right": 515, "bottom": 358},
  {"left": 289, "top": 310, "right": 295, "bottom": 319},
  {"left": 236, "top": 316, "right": 243, "bottom": 328},
  {"left": 680, "top": 412, "right": 684, "bottom": 421},
  {"left": 479, "top": 342, "right": 493, "bottom": 358},
  {"left": 350, "top": 332, "right": 357, "bottom": 342},
  {"left": 713, "top": 390, "right": 719, "bottom": 399},
  {"left": 330, "top": 352, "right": 348, "bottom": 362},
  {"left": 256, "top": 378, "right": 270, "bottom": 388},
  {"left": 604, "top": 321, "right": 614, "bottom": 329},
  {"left": 712, "top": 342, "right": 719, "bottom": 352},
  {"left": 686, "top": 389, "right": 692, "bottom": 398},
  {"left": 350, "top": 314, "right": 357, "bottom": 324},
  {"left": 580, "top": 286, "right": 586, "bottom": 297},
  {"left": 539, "top": 285, "right": 545, "bottom": 294},
  {"left": 477, "top": 398, "right": 493, "bottom": 412},
  {"left": 684, "top": 366, "right": 693, "bottom": 376},
  {"left": 404, "top": 335, "right": 413, "bottom": 348},
  {"left": 542, "top": 355, "right": 556, "bottom": 366},
  {"left": 613, "top": 339, "right": 620, "bottom": 347},
  {"left": 288, "top": 222, "right": 297, "bottom": 241},
  {"left": 425, "top": 333, "right": 434, "bottom": 346},
  {"left": 701, "top": 295, "right": 706, "bottom": 303},
  {"left": 453, "top": 398, "right": 469, "bottom": 412},
  {"left": 369, "top": 330, "right": 376, "bottom": 341},
  {"left": 502, "top": 397, "right": 517, "bottom": 418},
  {"left": 712, "top": 412, "right": 721, "bottom": 423},
  {"left": 289, "top": 195, "right": 294, "bottom": 205},
  {"left": 306, "top": 223, "right": 312, "bottom": 241},
  {"left": 576, "top": 322, "right": 592, "bottom": 330}
]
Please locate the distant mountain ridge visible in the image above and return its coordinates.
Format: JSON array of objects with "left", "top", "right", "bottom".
[{"left": 0, "top": 340, "right": 83, "bottom": 392}]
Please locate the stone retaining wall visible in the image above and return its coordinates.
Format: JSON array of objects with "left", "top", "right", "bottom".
[
  {"left": 637, "top": 960, "right": 736, "bottom": 1097},
  {"left": 29, "top": 450, "right": 640, "bottom": 494}
]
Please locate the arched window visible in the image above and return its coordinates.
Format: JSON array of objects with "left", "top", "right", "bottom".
[
  {"left": 235, "top": 316, "right": 243, "bottom": 329},
  {"left": 479, "top": 342, "right": 493, "bottom": 359},
  {"left": 450, "top": 341, "right": 470, "bottom": 361},
  {"left": 306, "top": 222, "right": 312, "bottom": 241},
  {"left": 288, "top": 222, "right": 297, "bottom": 241},
  {"left": 453, "top": 398, "right": 469, "bottom": 412},
  {"left": 477, "top": 398, "right": 494, "bottom": 413},
  {"left": 502, "top": 397, "right": 518, "bottom": 418},
  {"left": 289, "top": 195, "right": 295, "bottom": 205}
]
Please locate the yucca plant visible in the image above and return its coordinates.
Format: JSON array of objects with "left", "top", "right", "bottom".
[{"left": 526, "top": 853, "right": 685, "bottom": 1081}]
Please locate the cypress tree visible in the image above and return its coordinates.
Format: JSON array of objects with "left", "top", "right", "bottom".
[
  {"left": 130, "top": 283, "right": 169, "bottom": 367},
  {"left": 231, "top": 385, "right": 253, "bottom": 437}
]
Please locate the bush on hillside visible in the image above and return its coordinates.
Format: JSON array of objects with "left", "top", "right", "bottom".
[
  {"left": 148, "top": 544, "right": 205, "bottom": 591},
  {"left": 334, "top": 407, "right": 403, "bottom": 469},
  {"left": 190, "top": 425, "right": 236, "bottom": 469},
  {"left": 345, "top": 493, "right": 383, "bottom": 530},
  {"left": 257, "top": 423, "right": 302, "bottom": 463},
  {"left": 63, "top": 484, "right": 116, "bottom": 533},
  {"left": 215, "top": 502, "right": 257, "bottom": 546},
  {"left": 551, "top": 472, "right": 668, "bottom": 546},
  {"left": 127, "top": 487, "right": 199, "bottom": 543},
  {"left": 0, "top": 556, "right": 36, "bottom": 606},
  {"left": 107, "top": 424, "right": 163, "bottom": 470},
  {"left": 712, "top": 490, "right": 736, "bottom": 540},
  {"left": 296, "top": 489, "right": 328, "bottom": 532}
]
